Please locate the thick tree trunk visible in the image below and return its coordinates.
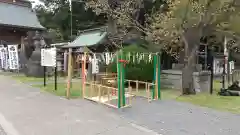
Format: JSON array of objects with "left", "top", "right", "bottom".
[
  {"left": 182, "top": 62, "right": 196, "bottom": 95},
  {"left": 182, "top": 48, "right": 197, "bottom": 95},
  {"left": 181, "top": 28, "right": 201, "bottom": 95}
]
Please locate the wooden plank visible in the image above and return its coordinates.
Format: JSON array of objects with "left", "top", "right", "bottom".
[
  {"left": 82, "top": 52, "right": 87, "bottom": 97},
  {"left": 98, "top": 85, "right": 101, "bottom": 102},
  {"left": 128, "top": 81, "right": 131, "bottom": 89},
  {"left": 147, "top": 84, "right": 151, "bottom": 102},
  {"left": 136, "top": 80, "right": 139, "bottom": 92},
  {"left": 129, "top": 86, "right": 132, "bottom": 105},
  {"left": 145, "top": 82, "right": 148, "bottom": 92},
  {"left": 90, "top": 82, "right": 93, "bottom": 98},
  {"left": 66, "top": 48, "right": 72, "bottom": 99},
  {"left": 107, "top": 87, "right": 110, "bottom": 101}
]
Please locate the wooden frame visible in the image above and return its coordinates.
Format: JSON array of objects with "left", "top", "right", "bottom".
[
  {"left": 65, "top": 51, "right": 161, "bottom": 109},
  {"left": 83, "top": 81, "right": 120, "bottom": 108}
]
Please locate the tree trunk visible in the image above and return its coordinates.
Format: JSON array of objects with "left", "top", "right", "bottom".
[
  {"left": 182, "top": 48, "right": 197, "bottom": 95},
  {"left": 182, "top": 62, "right": 196, "bottom": 95},
  {"left": 181, "top": 28, "right": 201, "bottom": 95}
]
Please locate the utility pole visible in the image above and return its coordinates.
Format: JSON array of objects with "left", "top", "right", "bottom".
[
  {"left": 70, "top": 0, "right": 72, "bottom": 41},
  {"left": 223, "top": 36, "right": 228, "bottom": 90}
]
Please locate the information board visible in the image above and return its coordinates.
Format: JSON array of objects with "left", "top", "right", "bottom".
[
  {"left": 41, "top": 48, "right": 56, "bottom": 67},
  {"left": 229, "top": 61, "right": 234, "bottom": 75}
]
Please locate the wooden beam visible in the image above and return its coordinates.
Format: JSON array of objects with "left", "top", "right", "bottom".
[{"left": 66, "top": 48, "right": 73, "bottom": 99}]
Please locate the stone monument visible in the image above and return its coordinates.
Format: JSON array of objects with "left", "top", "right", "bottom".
[
  {"left": 25, "top": 31, "right": 44, "bottom": 77},
  {"left": 19, "top": 31, "right": 35, "bottom": 73}
]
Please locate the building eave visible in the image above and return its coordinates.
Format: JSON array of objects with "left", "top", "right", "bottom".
[
  {"left": 0, "top": 2, "right": 45, "bottom": 30},
  {"left": 0, "top": 23, "right": 45, "bottom": 31}
]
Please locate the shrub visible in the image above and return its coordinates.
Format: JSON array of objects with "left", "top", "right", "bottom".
[{"left": 107, "top": 45, "right": 154, "bottom": 82}]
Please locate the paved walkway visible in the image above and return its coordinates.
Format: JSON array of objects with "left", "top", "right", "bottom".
[
  {"left": 0, "top": 75, "right": 240, "bottom": 135},
  {"left": 0, "top": 76, "right": 156, "bottom": 135}
]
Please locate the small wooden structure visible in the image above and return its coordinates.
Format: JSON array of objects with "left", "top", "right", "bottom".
[
  {"left": 62, "top": 27, "right": 162, "bottom": 108},
  {"left": 80, "top": 51, "right": 162, "bottom": 108}
]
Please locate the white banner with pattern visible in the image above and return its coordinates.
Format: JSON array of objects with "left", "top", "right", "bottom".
[{"left": 8, "top": 45, "right": 19, "bottom": 69}]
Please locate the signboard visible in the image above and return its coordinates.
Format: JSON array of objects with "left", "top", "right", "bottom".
[
  {"left": 8, "top": 45, "right": 19, "bottom": 70},
  {"left": 213, "top": 58, "right": 223, "bottom": 75},
  {"left": 229, "top": 61, "right": 234, "bottom": 75},
  {"left": 0, "top": 47, "right": 8, "bottom": 69},
  {"left": 41, "top": 48, "right": 56, "bottom": 67},
  {"left": 92, "top": 54, "right": 99, "bottom": 74}
]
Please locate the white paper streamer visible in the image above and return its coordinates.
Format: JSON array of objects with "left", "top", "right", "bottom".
[
  {"left": 111, "top": 53, "right": 115, "bottom": 62},
  {"left": 128, "top": 52, "right": 131, "bottom": 62},
  {"left": 100, "top": 54, "right": 105, "bottom": 63},
  {"left": 142, "top": 53, "right": 145, "bottom": 63},
  {"left": 110, "top": 53, "right": 113, "bottom": 62},
  {"left": 105, "top": 52, "right": 110, "bottom": 65},
  {"left": 133, "top": 53, "right": 135, "bottom": 63},
  {"left": 81, "top": 54, "right": 84, "bottom": 61},
  {"left": 92, "top": 54, "right": 99, "bottom": 74},
  {"left": 137, "top": 53, "right": 141, "bottom": 63},
  {"left": 88, "top": 55, "right": 92, "bottom": 63},
  {"left": 149, "top": 54, "right": 152, "bottom": 63}
]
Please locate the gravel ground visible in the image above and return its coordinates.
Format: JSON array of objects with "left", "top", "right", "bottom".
[
  {"left": 114, "top": 97, "right": 240, "bottom": 135},
  {"left": 1, "top": 75, "right": 240, "bottom": 135},
  {"left": 0, "top": 76, "right": 159, "bottom": 135}
]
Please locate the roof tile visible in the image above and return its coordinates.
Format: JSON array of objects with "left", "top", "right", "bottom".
[{"left": 0, "top": 2, "right": 44, "bottom": 29}]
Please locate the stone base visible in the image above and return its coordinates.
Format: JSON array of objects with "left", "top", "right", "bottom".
[
  {"left": 25, "top": 64, "right": 44, "bottom": 78},
  {"left": 161, "top": 70, "right": 211, "bottom": 93}
]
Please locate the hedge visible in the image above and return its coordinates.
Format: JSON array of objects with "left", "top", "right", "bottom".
[{"left": 107, "top": 45, "right": 154, "bottom": 82}]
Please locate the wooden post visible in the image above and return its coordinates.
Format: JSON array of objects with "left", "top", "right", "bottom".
[
  {"left": 128, "top": 80, "right": 130, "bottom": 89},
  {"left": 145, "top": 82, "right": 147, "bottom": 93},
  {"left": 157, "top": 54, "right": 161, "bottom": 99},
  {"left": 147, "top": 84, "right": 150, "bottom": 102},
  {"left": 82, "top": 52, "right": 87, "bottom": 97},
  {"left": 117, "top": 54, "right": 121, "bottom": 108},
  {"left": 107, "top": 87, "right": 110, "bottom": 102},
  {"left": 136, "top": 80, "right": 139, "bottom": 92},
  {"left": 66, "top": 48, "right": 73, "bottom": 99},
  {"left": 20, "top": 36, "right": 25, "bottom": 51},
  {"left": 152, "top": 55, "right": 157, "bottom": 99},
  {"left": 90, "top": 83, "right": 93, "bottom": 98},
  {"left": 64, "top": 50, "right": 68, "bottom": 74},
  {"left": 129, "top": 86, "right": 132, "bottom": 105},
  {"left": 98, "top": 85, "right": 101, "bottom": 102}
]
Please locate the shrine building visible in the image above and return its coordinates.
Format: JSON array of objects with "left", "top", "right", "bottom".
[{"left": 0, "top": 0, "right": 44, "bottom": 45}]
